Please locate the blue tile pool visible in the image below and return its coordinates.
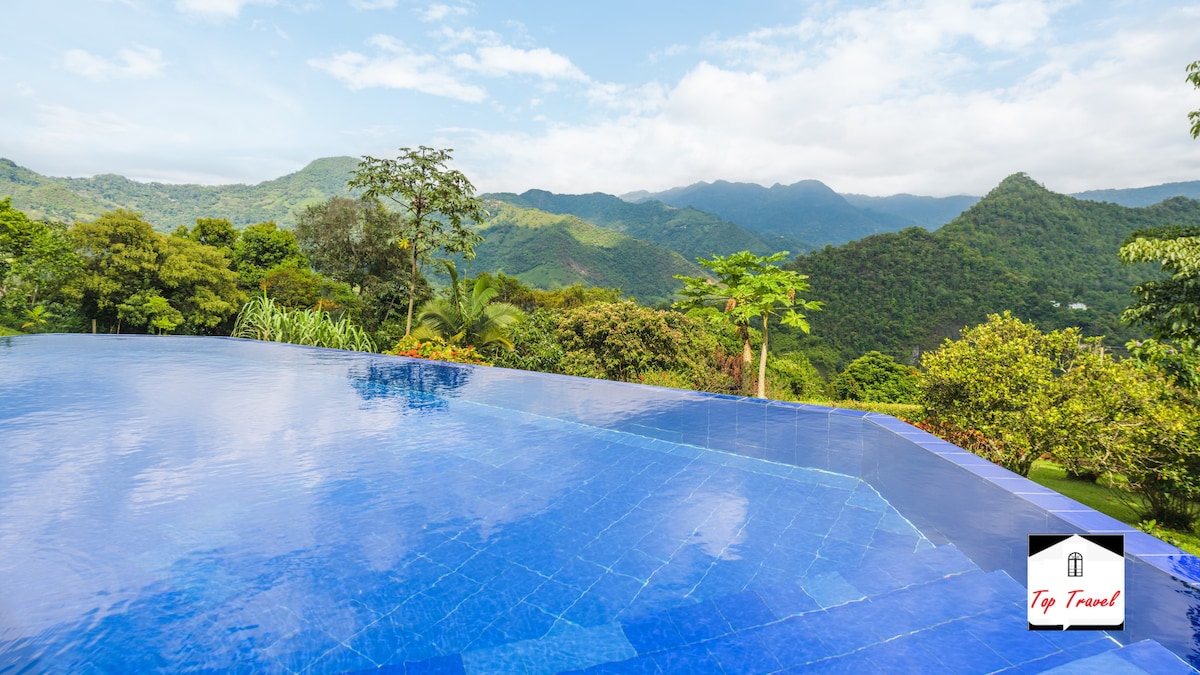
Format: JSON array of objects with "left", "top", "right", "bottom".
[{"left": 1, "top": 335, "right": 1197, "bottom": 673}]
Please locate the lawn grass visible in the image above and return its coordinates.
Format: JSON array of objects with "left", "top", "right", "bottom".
[{"left": 1029, "top": 459, "right": 1200, "bottom": 556}]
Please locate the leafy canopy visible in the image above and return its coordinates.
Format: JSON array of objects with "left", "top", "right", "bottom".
[
  {"left": 1119, "top": 225, "right": 1200, "bottom": 350},
  {"left": 675, "top": 251, "right": 820, "bottom": 397},
  {"left": 348, "top": 147, "right": 486, "bottom": 336}
]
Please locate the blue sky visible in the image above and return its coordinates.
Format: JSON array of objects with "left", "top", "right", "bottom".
[{"left": 2, "top": 0, "right": 1198, "bottom": 197}]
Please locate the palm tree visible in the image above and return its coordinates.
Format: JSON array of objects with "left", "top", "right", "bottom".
[
  {"left": 413, "top": 261, "right": 523, "bottom": 351},
  {"left": 20, "top": 305, "right": 54, "bottom": 333}
]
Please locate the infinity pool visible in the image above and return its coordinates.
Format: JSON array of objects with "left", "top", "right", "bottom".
[{"left": 0, "top": 335, "right": 1194, "bottom": 673}]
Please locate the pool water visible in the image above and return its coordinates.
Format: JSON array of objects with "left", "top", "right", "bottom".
[{"left": 0, "top": 335, "right": 1193, "bottom": 673}]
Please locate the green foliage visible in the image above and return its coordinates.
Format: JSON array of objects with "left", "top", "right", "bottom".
[
  {"left": 675, "top": 251, "right": 820, "bottom": 397},
  {"left": 232, "top": 221, "right": 307, "bottom": 288},
  {"left": 1188, "top": 60, "right": 1200, "bottom": 139},
  {"left": 384, "top": 335, "right": 489, "bottom": 365},
  {"left": 296, "top": 196, "right": 430, "bottom": 328},
  {"left": 553, "top": 301, "right": 734, "bottom": 392},
  {"left": 485, "top": 189, "right": 781, "bottom": 261},
  {"left": 0, "top": 156, "right": 359, "bottom": 231},
  {"left": 767, "top": 353, "right": 828, "bottom": 401},
  {"left": 1050, "top": 350, "right": 1200, "bottom": 527},
  {"left": 833, "top": 351, "right": 920, "bottom": 403},
  {"left": 1119, "top": 225, "right": 1200, "bottom": 350},
  {"left": 71, "top": 209, "right": 242, "bottom": 334},
  {"left": 1, "top": 198, "right": 82, "bottom": 330},
  {"left": 349, "top": 147, "right": 486, "bottom": 335},
  {"left": 492, "top": 308, "right": 566, "bottom": 373},
  {"left": 472, "top": 202, "right": 699, "bottom": 306},
  {"left": 477, "top": 271, "right": 623, "bottom": 312},
  {"left": 412, "top": 261, "right": 523, "bottom": 352},
  {"left": 920, "top": 312, "right": 1090, "bottom": 476},
  {"left": 231, "top": 294, "right": 375, "bottom": 352},
  {"left": 790, "top": 174, "right": 1200, "bottom": 362}
]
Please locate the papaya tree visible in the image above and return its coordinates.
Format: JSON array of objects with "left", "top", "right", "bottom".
[
  {"left": 348, "top": 147, "right": 485, "bottom": 336},
  {"left": 675, "top": 251, "right": 820, "bottom": 398}
]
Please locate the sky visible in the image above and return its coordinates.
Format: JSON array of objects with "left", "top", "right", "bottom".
[{"left": 2, "top": 0, "right": 1198, "bottom": 197}]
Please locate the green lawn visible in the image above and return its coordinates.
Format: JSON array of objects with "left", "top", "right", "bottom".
[{"left": 1028, "top": 460, "right": 1200, "bottom": 556}]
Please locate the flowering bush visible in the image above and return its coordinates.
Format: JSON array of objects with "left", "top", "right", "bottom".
[{"left": 385, "top": 335, "right": 490, "bottom": 365}]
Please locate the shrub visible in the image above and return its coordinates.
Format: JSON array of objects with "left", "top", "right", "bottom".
[
  {"left": 232, "top": 294, "right": 375, "bottom": 352},
  {"left": 833, "top": 351, "right": 920, "bottom": 403},
  {"left": 384, "top": 335, "right": 490, "bottom": 365},
  {"left": 554, "top": 301, "right": 735, "bottom": 392}
]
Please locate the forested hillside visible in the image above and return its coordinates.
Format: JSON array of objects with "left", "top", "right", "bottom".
[
  {"left": 471, "top": 202, "right": 701, "bottom": 305},
  {"left": 484, "top": 189, "right": 794, "bottom": 261},
  {"left": 789, "top": 174, "right": 1200, "bottom": 363},
  {"left": 0, "top": 157, "right": 357, "bottom": 231}
]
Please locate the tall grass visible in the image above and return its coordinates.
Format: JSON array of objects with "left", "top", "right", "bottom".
[{"left": 232, "top": 295, "right": 376, "bottom": 352}]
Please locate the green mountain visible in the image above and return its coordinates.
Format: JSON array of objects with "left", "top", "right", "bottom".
[
  {"left": 841, "top": 193, "right": 981, "bottom": 230},
  {"left": 0, "top": 156, "right": 357, "bottom": 230},
  {"left": 483, "top": 189, "right": 796, "bottom": 261},
  {"left": 788, "top": 173, "right": 1200, "bottom": 363},
  {"left": 631, "top": 179, "right": 896, "bottom": 248},
  {"left": 1072, "top": 181, "right": 1200, "bottom": 207},
  {"left": 471, "top": 201, "right": 702, "bottom": 305}
]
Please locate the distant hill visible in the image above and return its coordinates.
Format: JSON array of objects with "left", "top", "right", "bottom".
[
  {"left": 0, "top": 156, "right": 358, "bottom": 231},
  {"left": 483, "top": 189, "right": 797, "bottom": 261},
  {"left": 628, "top": 179, "right": 894, "bottom": 248},
  {"left": 1071, "top": 181, "right": 1200, "bottom": 207},
  {"left": 786, "top": 173, "right": 1200, "bottom": 364},
  {"left": 840, "top": 193, "right": 981, "bottom": 230},
  {"left": 472, "top": 201, "right": 701, "bottom": 305}
]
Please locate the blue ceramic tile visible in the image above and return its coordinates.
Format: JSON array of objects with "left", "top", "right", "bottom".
[
  {"left": 2, "top": 336, "right": 1193, "bottom": 674},
  {"left": 1111, "top": 640, "right": 1198, "bottom": 674},
  {"left": 1037, "top": 650, "right": 1148, "bottom": 674},
  {"left": 667, "top": 600, "right": 732, "bottom": 644},
  {"left": 705, "top": 632, "right": 783, "bottom": 674},
  {"left": 713, "top": 590, "right": 776, "bottom": 630},
  {"left": 650, "top": 642, "right": 725, "bottom": 674},
  {"left": 799, "top": 572, "right": 864, "bottom": 609}
]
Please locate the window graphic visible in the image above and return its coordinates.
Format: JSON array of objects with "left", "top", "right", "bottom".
[
  {"left": 1028, "top": 534, "right": 1124, "bottom": 631},
  {"left": 1068, "top": 552, "right": 1083, "bottom": 577}
]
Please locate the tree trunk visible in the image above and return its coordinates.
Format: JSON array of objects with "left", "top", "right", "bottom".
[
  {"left": 757, "top": 315, "right": 769, "bottom": 398},
  {"left": 405, "top": 246, "right": 418, "bottom": 336},
  {"left": 738, "top": 324, "right": 753, "bottom": 393}
]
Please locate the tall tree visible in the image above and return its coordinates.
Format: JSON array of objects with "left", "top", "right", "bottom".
[
  {"left": 295, "top": 196, "right": 421, "bottom": 326},
  {"left": 348, "top": 147, "right": 485, "bottom": 336},
  {"left": 675, "top": 251, "right": 820, "bottom": 398},
  {"left": 0, "top": 198, "right": 81, "bottom": 326},
  {"left": 71, "top": 209, "right": 241, "bottom": 334}
]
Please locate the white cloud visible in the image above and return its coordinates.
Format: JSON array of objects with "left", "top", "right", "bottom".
[
  {"left": 419, "top": 3, "right": 469, "bottom": 22},
  {"left": 175, "top": 0, "right": 275, "bottom": 19},
  {"left": 456, "top": 3, "right": 1200, "bottom": 197},
  {"left": 62, "top": 46, "right": 166, "bottom": 80},
  {"left": 452, "top": 45, "right": 587, "bottom": 81},
  {"left": 350, "top": 0, "right": 397, "bottom": 9},
  {"left": 309, "top": 36, "right": 487, "bottom": 102}
]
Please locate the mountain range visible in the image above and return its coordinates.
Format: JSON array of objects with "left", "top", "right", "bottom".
[{"left": 5, "top": 157, "right": 1200, "bottom": 358}]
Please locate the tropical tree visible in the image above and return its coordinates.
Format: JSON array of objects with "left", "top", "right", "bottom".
[
  {"left": 1188, "top": 59, "right": 1199, "bottom": 139},
  {"left": 834, "top": 351, "right": 920, "bottom": 403},
  {"left": 0, "top": 199, "right": 82, "bottom": 328},
  {"left": 920, "top": 312, "right": 1091, "bottom": 476},
  {"left": 412, "top": 261, "right": 523, "bottom": 351},
  {"left": 1119, "top": 225, "right": 1200, "bottom": 350},
  {"left": 675, "top": 251, "right": 821, "bottom": 397},
  {"left": 295, "top": 196, "right": 423, "bottom": 327},
  {"left": 348, "top": 147, "right": 486, "bottom": 336},
  {"left": 71, "top": 209, "right": 242, "bottom": 334}
]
